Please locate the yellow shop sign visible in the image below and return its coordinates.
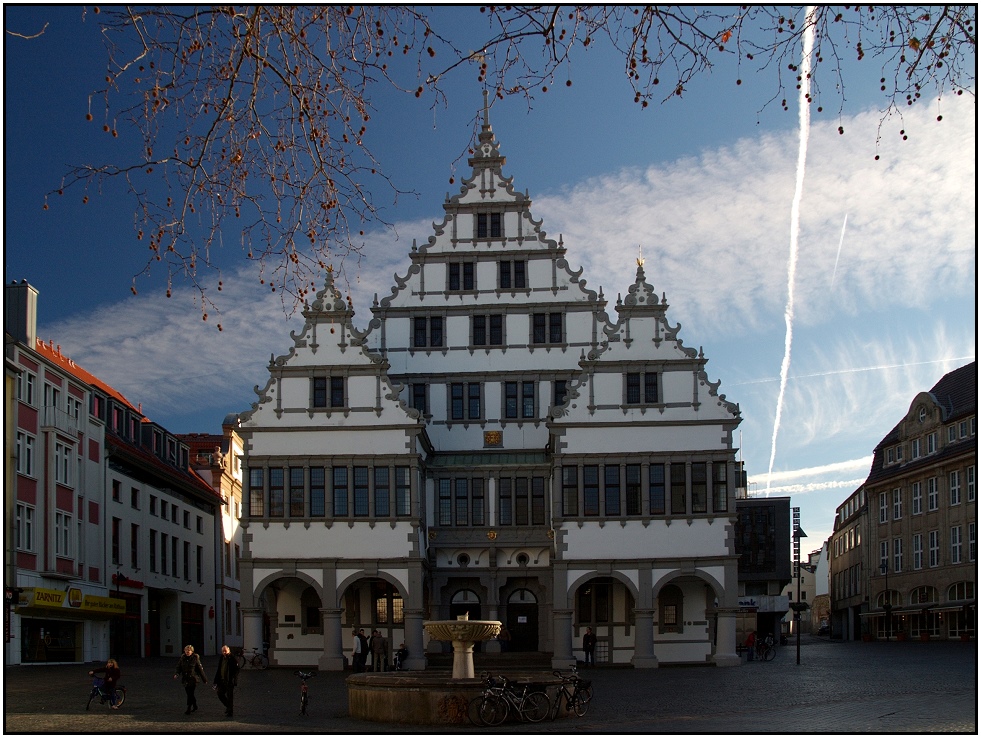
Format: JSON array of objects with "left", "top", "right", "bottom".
[{"left": 21, "top": 587, "right": 126, "bottom": 615}]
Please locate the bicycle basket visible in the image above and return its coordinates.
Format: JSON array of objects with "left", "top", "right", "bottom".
[
  {"left": 576, "top": 679, "right": 592, "bottom": 691},
  {"left": 91, "top": 677, "right": 105, "bottom": 688}
]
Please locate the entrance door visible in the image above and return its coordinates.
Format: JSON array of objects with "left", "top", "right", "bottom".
[{"left": 507, "top": 589, "right": 539, "bottom": 651}]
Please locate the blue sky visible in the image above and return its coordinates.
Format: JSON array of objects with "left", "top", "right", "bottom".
[{"left": 5, "top": 6, "right": 976, "bottom": 550}]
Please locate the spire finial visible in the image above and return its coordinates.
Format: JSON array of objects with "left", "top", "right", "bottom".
[
  {"left": 637, "top": 245, "right": 645, "bottom": 267},
  {"left": 482, "top": 88, "right": 490, "bottom": 128}
]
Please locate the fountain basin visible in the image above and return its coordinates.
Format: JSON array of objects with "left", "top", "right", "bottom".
[
  {"left": 423, "top": 614, "right": 502, "bottom": 679},
  {"left": 347, "top": 671, "right": 567, "bottom": 724}
]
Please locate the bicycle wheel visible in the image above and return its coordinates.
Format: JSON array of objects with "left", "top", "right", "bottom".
[
  {"left": 578, "top": 684, "right": 593, "bottom": 703},
  {"left": 86, "top": 690, "right": 97, "bottom": 711},
  {"left": 762, "top": 646, "right": 775, "bottom": 662},
  {"left": 235, "top": 654, "right": 247, "bottom": 670},
  {"left": 519, "top": 691, "right": 550, "bottom": 722},
  {"left": 300, "top": 693, "right": 308, "bottom": 716},
  {"left": 112, "top": 688, "right": 126, "bottom": 709},
  {"left": 468, "top": 695, "right": 488, "bottom": 726},
  {"left": 258, "top": 654, "right": 269, "bottom": 670},
  {"left": 571, "top": 691, "right": 589, "bottom": 717},
  {"left": 480, "top": 695, "right": 509, "bottom": 727}
]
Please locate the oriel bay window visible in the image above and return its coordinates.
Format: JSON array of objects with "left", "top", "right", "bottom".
[
  {"left": 498, "top": 476, "right": 546, "bottom": 526},
  {"left": 438, "top": 478, "right": 485, "bottom": 526}
]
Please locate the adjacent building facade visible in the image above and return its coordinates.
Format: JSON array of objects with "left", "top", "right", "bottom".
[
  {"left": 6, "top": 280, "right": 225, "bottom": 664},
  {"left": 830, "top": 362, "right": 976, "bottom": 641},
  {"left": 236, "top": 101, "right": 745, "bottom": 670}
]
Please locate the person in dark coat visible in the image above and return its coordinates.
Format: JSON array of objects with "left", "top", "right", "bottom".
[
  {"left": 213, "top": 644, "right": 240, "bottom": 717},
  {"left": 582, "top": 627, "right": 597, "bottom": 666},
  {"left": 88, "top": 658, "right": 122, "bottom": 709},
  {"left": 173, "top": 644, "right": 208, "bottom": 714}
]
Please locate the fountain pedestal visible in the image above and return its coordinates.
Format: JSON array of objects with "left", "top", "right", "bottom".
[{"left": 423, "top": 613, "right": 501, "bottom": 679}]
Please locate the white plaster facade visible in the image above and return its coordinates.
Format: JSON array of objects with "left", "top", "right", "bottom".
[{"left": 237, "top": 99, "right": 743, "bottom": 670}]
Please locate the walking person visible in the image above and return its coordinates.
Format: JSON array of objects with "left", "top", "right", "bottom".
[
  {"left": 213, "top": 644, "right": 240, "bottom": 718},
  {"left": 582, "top": 626, "right": 596, "bottom": 666},
  {"left": 370, "top": 629, "right": 389, "bottom": 672},
  {"left": 351, "top": 629, "right": 363, "bottom": 672},
  {"left": 173, "top": 644, "right": 208, "bottom": 714},
  {"left": 357, "top": 628, "right": 370, "bottom": 672},
  {"left": 88, "top": 658, "right": 122, "bottom": 709}
]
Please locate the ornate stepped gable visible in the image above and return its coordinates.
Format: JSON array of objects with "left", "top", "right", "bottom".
[{"left": 240, "top": 269, "right": 420, "bottom": 426}]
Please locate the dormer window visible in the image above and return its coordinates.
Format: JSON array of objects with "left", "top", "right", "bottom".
[{"left": 477, "top": 212, "right": 502, "bottom": 239}]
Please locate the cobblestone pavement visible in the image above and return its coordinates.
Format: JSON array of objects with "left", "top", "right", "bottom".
[{"left": 4, "top": 636, "right": 976, "bottom": 734}]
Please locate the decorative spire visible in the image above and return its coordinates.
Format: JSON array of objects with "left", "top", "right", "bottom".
[{"left": 469, "top": 92, "right": 505, "bottom": 171}]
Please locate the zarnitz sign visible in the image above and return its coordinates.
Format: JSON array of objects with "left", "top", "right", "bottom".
[{"left": 20, "top": 588, "right": 125, "bottom": 615}]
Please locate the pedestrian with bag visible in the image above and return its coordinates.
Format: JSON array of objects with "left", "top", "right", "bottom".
[
  {"left": 173, "top": 644, "right": 208, "bottom": 715},
  {"left": 213, "top": 644, "right": 239, "bottom": 718}
]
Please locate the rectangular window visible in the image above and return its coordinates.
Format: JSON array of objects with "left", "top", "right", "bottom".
[
  {"left": 450, "top": 383, "right": 481, "bottom": 421},
  {"left": 927, "top": 477, "right": 938, "bottom": 511},
  {"left": 290, "top": 467, "right": 305, "bottom": 517},
  {"left": 514, "top": 477, "right": 529, "bottom": 526},
  {"left": 54, "top": 512, "right": 72, "bottom": 557},
  {"left": 531, "top": 313, "right": 564, "bottom": 344},
  {"left": 171, "top": 537, "right": 178, "bottom": 577},
  {"left": 951, "top": 526, "right": 963, "bottom": 564},
  {"left": 504, "top": 382, "right": 518, "bottom": 419},
  {"left": 149, "top": 530, "right": 157, "bottom": 572},
  {"left": 650, "top": 463, "right": 666, "bottom": 515},
  {"left": 948, "top": 425, "right": 957, "bottom": 442},
  {"left": 310, "top": 467, "right": 326, "bottom": 517},
  {"left": 413, "top": 316, "right": 443, "bottom": 348},
  {"left": 969, "top": 466, "right": 976, "bottom": 502},
  {"left": 411, "top": 384, "right": 428, "bottom": 414},
  {"left": 928, "top": 530, "right": 940, "bottom": 567},
  {"left": 893, "top": 538, "right": 903, "bottom": 572},
  {"left": 438, "top": 479, "right": 451, "bottom": 526},
  {"left": 604, "top": 466, "right": 621, "bottom": 516},
  {"left": 910, "top": 438, "right": 921, "bottom": 459},
  {"left": 473, "top": 478, "right": 487, "bottom": 526},
  {"left": 713, "top": 462, "right": 728, "bottom": 512},
  {"left": 312, "top": 377, "right": 327, "bottom": 408},
  {"left": 161, "top": 500, "right": 168, "bottom": 519},
  {"left": 183, "top": 541, "right": 190, "bottom": 580},
  {"left": 927, "top": 431, "right": 937, "bottom": 454},
  {"left": 950, "top": 470, "right": 961, "bottom": 505},
  {"left": 970, "top": 522, "right": 976, "bottom": 562},
  {"left": 15, "top": 433, "right": 34, "bottom": 476},
  {"left": 269, "top": 468, "right": 285, "bottom": 517},
  {"left": 553, "top": 380, "right": 568, "bottom": 408},
  {"left": 131, "top": 488, "right": 140, "bottom": 510},
  {"left": 15, "top": 504, "right": 34, "bottom": 551},
  {"left": 583, "top": 466, "right": 600, "bottom": 516},
  {"left": 521, "top": 381, "right": 536, "bottom": 418},
  {"left": 670, "top": 464, "right": 687, "bottom": 515},
  {"left": 150, "top": 495, "right": 157, "bottom": 516},
  {"left": 17, "top": 370, "right": 36, "bottom": 405},
  {"left": 249, "top": 468, "right": 265, "bottom": 517},
  {"left": 131, "top": 524, "right": 139, "bottom": 569},
  {"left": 395, "top": 467, "right": 411, "bottom": 517},
  {"left": 161, "top": 533, "right": 168, "bottom": 574},
  {"left": 183, "top": 510, "right": 190, "bottom": 529},
  {"left": 331, "top": 467, "right": 348, "bottom": 516},
  {"left": 531, "top": 477, "right": 545, "bottom": 526},
  {"left": 911, "top": 482, "right": 922, "bottom": 515},
  {"left": 55, "top": 442, "right": 73, "bottom": 486},
  {"left": 892, "top": 488, "right": 902, "bottom": 520},
  {"left": 353, "top": 467, "right": 369, "bottom": 516},
  {"left": 374, "top": 467, "right": 390, "bottom": 518},
  {"left": 913, "top": 533, "right": 923, "bottom": 570},
  {"left": 691, "top": 464, "right": 707, "bottom": 513},
  {"left": 879, "top": 492, "right": 887, "bottom": 523},
  {"left": 448, "top": 262, "right": 474, "bottom": 291},
  {"left": 562, "top": 466, "right": 578, "bottom": 517},
  {"left": 626, "top": 373, "right": 658, "bottom": 404},
  {"left": 467, "top": 383, "right": 482, "bottom": 420},
  {"left": 456, "top": 478, "right": 471, "bottom": 526},
  {"left": 625, "top": 465, "right": 641, "bottom": 516},
  {"left": 111, "top": 517, "right": 121, "bottom": 565},
  {"left": 879, "top": 540, "right": 888, "bottom": 573},
  {"left": 499, "top": 260, "right": 526, "bottom": 289},
  {"left": 473, "top": 315, "right": 504, "bottom": 346},
  {"left": 330, "top": 377, "right": 345, "bottom": 408}
]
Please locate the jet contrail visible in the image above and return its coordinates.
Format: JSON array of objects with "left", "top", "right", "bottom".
[
  {"left": 766, "top": 6, "right": 817, "bottom": 495},
  {"left": 830, "top": 213, "right": 848, "bottom": 289}
]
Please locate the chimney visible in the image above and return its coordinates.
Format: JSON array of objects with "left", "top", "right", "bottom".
[{"left": 5, "top": 280, "right": 39, "bottom": 348}]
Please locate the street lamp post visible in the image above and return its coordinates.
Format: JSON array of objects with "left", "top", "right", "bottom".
[
  {"left": 880, "top": 562, "right": 892, "bottom": 641},
  {"left": 792, "top": 508, "right": 807, "bottom": 666}
]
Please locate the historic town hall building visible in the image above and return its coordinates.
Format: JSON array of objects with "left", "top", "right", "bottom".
[{"left": 237, "top": 100, "right": 744, "bottom": 670}]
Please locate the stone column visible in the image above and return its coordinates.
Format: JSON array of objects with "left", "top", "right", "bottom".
[
  {"left": 550, "top": 608, "right": 576, "bottom": 669},
  {"left": 318, "top": 608, "right": 345, "bottom": 671},
  {"left": 242, "top": 607, "right": 264, "bottom": 655},
  {"left": 713, "top": 609, "right": 741, "bottom": 667},
  {"left": 403, "top": 608, "right": 426, "bottom": 670},
  {"left": 631, "top": 608, "right": 659, "bottom": 668}
]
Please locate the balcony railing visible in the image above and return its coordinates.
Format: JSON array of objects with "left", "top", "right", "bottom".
[{"left": 40, "top": 406, "right": 79, "bottom": 437}]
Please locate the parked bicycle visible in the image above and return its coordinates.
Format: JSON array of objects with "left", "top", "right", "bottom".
[
  {"left": 468, "top": 673, "right": 550, "bottom": 726},
  {"left": 235, "top": 647, "right": 269, "bottom": 670},
  {"left": 295, "top": 670, "right": 316, "bottom": 715},
  {"left": 755, "top": 633, "right": 776, "bottom": 661},
  {"left": 546, "top": 666, "right": 593, "bottom": 719},
  {"left": 86, "top": 677, "right": 127, "bottom": 711}
]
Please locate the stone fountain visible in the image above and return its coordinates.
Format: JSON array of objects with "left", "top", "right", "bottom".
[{"left": 423, "top": 612, "right": 501, "bottom": 679}]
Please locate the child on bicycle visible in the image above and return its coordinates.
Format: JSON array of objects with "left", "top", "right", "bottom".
[
  {"left": 88, "top": 658, "right": 122, "bottom": 709},
  {"left": 393, "top": 643, "right": 408, "bottom": 671}
]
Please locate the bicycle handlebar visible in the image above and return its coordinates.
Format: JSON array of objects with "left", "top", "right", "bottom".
[{"left": 294, "top": 670, "right": 316, "bottom": 679}]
